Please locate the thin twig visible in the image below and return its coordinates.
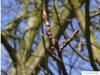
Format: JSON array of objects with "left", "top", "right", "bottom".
[{"left": 59, "top": 29, "right": 80, "bottom": 51}]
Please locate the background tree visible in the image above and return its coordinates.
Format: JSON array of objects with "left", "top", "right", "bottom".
[{"left": 1, "top": 0, "right": 100, "bottom": 75}]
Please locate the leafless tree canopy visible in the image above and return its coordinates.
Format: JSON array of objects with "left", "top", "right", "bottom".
[{"left": 1, "top": 0, "right": 100, "bottom": 75}]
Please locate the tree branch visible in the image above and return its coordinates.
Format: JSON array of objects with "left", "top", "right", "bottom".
[
  {"left": 1, "top": 33, "right": 17, "bottom": 68},
  {"left": 85, "top": 0, "right": 99, "bottom": 70}
]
